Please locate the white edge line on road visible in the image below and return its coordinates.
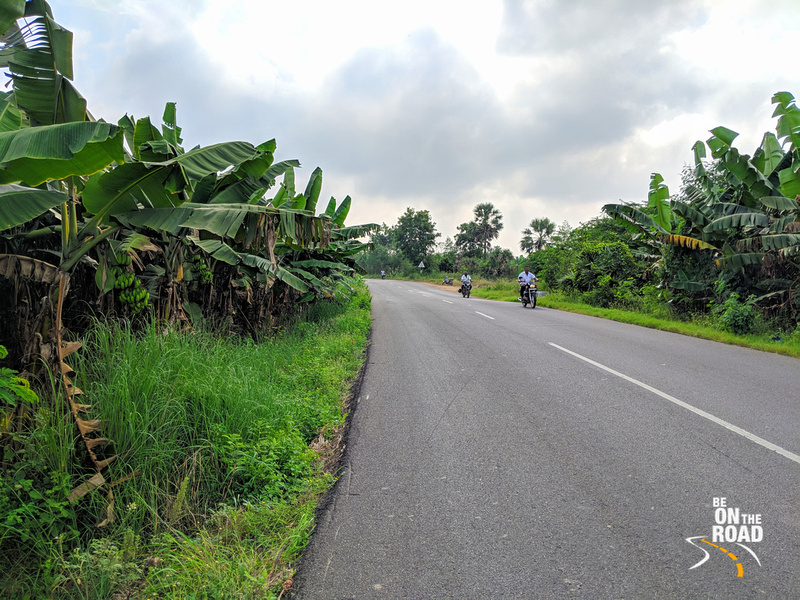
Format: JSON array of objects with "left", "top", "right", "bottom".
[
  {"left": 549, "top": 342, "right": 800, "bottom": 465},
  {"left": 475, "top": 311, "right": 495, "bottom": 320},
  {"left": 442, "top": 300, "right": 453, "bottom": 304}
]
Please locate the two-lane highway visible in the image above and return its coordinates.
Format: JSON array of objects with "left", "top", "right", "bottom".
[{"left": 293, "top": 280, "right": 799, "bottom": 599}]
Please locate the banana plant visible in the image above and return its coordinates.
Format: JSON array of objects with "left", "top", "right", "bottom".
[
  {"left": 606, "top": 92, "right": 800, "bottom": 319},
  {"left": 0, "top": 0, "right": 129, "bottom": 515},
  {"left": 2, "top": 0, "right": 88, "bottom": 125}
]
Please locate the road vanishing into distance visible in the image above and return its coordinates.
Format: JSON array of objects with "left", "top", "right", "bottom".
[{"left": 293, "top": 280, "right": 799, "bottom": 599}]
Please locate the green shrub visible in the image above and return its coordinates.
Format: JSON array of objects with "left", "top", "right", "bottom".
[
  {"left": 582, "top": 274, "right": 616, "bottom": 308},
  {"left": 715, "top": 293, "right": 758, "bottom": 335},
  {"left": 215, "top": 421, "right": 316, "bottom": 503}
]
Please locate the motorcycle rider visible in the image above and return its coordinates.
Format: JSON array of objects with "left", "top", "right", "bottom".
[
  {"left": 460, "top": 272, "right": 472, "bottom": 295},
  {"left": 518, "top": 265, "right": 538, "bottom": 301}
]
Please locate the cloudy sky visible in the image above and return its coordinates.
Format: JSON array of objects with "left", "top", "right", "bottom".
[{"left": 48, "top": 0, "right": 798, "bottom": 252}]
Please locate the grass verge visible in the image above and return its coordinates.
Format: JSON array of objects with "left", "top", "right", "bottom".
[{"left": 0, "top": 278, "right": 372, "bottom": 599}]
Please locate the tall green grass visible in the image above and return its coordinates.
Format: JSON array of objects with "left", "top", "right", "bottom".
[{"left": 1, "top": 279, "right": 372, "bottom": 599}]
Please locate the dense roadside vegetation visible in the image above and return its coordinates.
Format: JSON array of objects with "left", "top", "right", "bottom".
[
  {"left": 1, "top": 282, "right": 370, "bottom": 598},
  {"left": 0, "top": 2, "right": 375, "bottom": 598},
  {"left": 359, "top": 92, "right": 800, "bottom": 344}
]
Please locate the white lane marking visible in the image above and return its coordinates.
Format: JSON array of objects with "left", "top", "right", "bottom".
[
  {"left": 442, "top": 300, "right": 453, "bottom": 304},
  {"left": 476, "top": 311, "right": 495, "bottom": 320},
  {"left": 549, "top": 342, "right": 800, "bottom": 465}
]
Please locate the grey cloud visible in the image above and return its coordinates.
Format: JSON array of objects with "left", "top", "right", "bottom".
[
  {"left": 497, "top": 0, "right": 706, "bottom": 56},
  {"left": 283, "top": 29, "right": 512, "bottom": 203}
]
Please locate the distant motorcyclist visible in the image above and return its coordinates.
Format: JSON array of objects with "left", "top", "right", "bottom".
[
  {"left": 460, "top": 272, "right": 472, "bottom": 297},
  {"left": 518, "top": 266, "right": 538, "bottom": 300},
  {"left": 380, "top": 269, "right": 386, "bottom": 279}
]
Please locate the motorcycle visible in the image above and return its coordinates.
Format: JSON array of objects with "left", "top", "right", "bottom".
[
  {"left": 460, "top": 281, "right": 472, "bottom": 298},
  {"left": 520, "top": 282, "right": 537, "bottom": 308}
]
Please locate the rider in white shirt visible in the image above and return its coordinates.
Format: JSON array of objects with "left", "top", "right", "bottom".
[
  {"left": 518, "top": 265, "right": 538, "bottom": 299},
  {"left": 460, "top": 272, "right": 472, "bottom": 294}
]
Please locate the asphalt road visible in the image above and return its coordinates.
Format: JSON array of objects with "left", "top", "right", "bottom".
[{"left": 292, "top": 280, "right": 799, "bottom": 599}]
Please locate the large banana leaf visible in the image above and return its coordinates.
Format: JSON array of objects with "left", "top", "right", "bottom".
[
  {"left": 0, "top": 91, "right": 23, "bottom": 132},
  {"left": 303, "top": 167, "right": 322, "bottom": 214},
  {"left": 752, "top": 132, "right": 785, "bottom": 176},
  {"left": 703, "top": 212, "right": 769, "bottom": 233},
  {"left": 331, "top": 222, "right": 380, "bottom": 240},
  {"left": 82, "top": 162, "right": 182, "bottom": 218},
  {"left": 602, "top": 203, "right": 665, "bottom": 235},
  {"left": 188, "top": 234, "right": 310, "bottom": 292},
  {"left": 0, "top": 0, "right": 24, "bottom": 34},
  {"left": 207, "top": 177, "right": 266, "bottom": 205},
  {"left": 759, "top": 195, "right": 799, "bottom": 212},
  {"left": 706, "top": 126, "right": 739, "bottom": 158},
  {"left": 291, "top": 192, "right": 306, "bottom": 211},
  {"left": 761, "top": 233, "right": 800, "bottom": 252},
  {"left": 671, "top": 201, "right": 709, "bottom": 229},
  {"left": 119, "top": 204, "right": 243, "bottom": 237},
  {"left": 332, "top": 195, "right": 351, "bottom": 227},
  {"left": 769, "top": 215, "right": 797, "bottom": 233},
  {"left": 186, "top": 236, "right": 240, "bottom": 265},
  {"left": 160, "top": 101, "right": 182, "bottom": 150},
  {"left": 0, "top": 183, "right": 65, "bottom": 230},
  {"left": 0, "top": 121, "right": 124, "bottom": 185},
  {"left": 119, "top": 202, "right": 327, "bottom": 248},
  {"left": 286, "top": 266, "right": 329, "bottom": 292},
  {"left": 322, "top": 196, "right": 336, "bottom": 218},
  {"left": 7, "top": 3, "right": 87, "bottom": 124},
  {"left": 291, "top": 258, "right": 353, "bottom": 271},
  {"left": 81, "top": 141, "right": 264, "bottom": 221},
  {"left": 660, "top": 234, "right": 717, "bottom": 251},
  {"left": 778, "top": 164, "right": 800, "bottom": 199},
  {"left": 670, "top": 269, "right": 707, "bottom": 292},
  {"left": 330, "top": 239, "right": 370, "bottom": 258},
  {"left": 0, "top": 252, "right": 58, "bottom": 284},
  {"left": 647, "top": 173, "right": 672, "bottom": 233},
  {"left": 154, "top": 141, "right": 262, "bottom": 184},
  {"left": 715, "top": 252, "right": 764, "bottom": 269},
  {"left": 772, "top": 91, "right": 800, "bottom": 150},
  {"left": 263, "top": 159, "right": 300, "bottom": 187},
  {"left": 241, "top": 254, "right": 309, "bottom": 292}
]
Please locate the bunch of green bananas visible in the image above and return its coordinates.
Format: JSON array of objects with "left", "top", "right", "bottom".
[
  {"left": 110, "top": 253, "right": 149, "bottom": 313},
  {"left": 193, "top": 254, "right": 213, "bottom": 284},
  {"left": 114, "top": 271, "right": 136, "bottom": 290},
  {"left": 119, "top": 285, "right": 150, "bottom": 313}
]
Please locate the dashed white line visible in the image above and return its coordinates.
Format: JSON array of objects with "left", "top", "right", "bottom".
[
  {"left": 549, "top": 342, "right": 800, "bottom": 465},
  {"left": 442, "top": 300, "right": 453, "bottom": 304},
  {"left": 475, "top": 311, "right": 495, "bottom": 320}
]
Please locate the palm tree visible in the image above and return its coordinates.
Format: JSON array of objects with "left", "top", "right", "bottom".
[
  {"left": 472, "top": 202, "right": 503, "bottom": 259},
  {"left": 520, "top": 217, "right": 556, "bottom": 254}
]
